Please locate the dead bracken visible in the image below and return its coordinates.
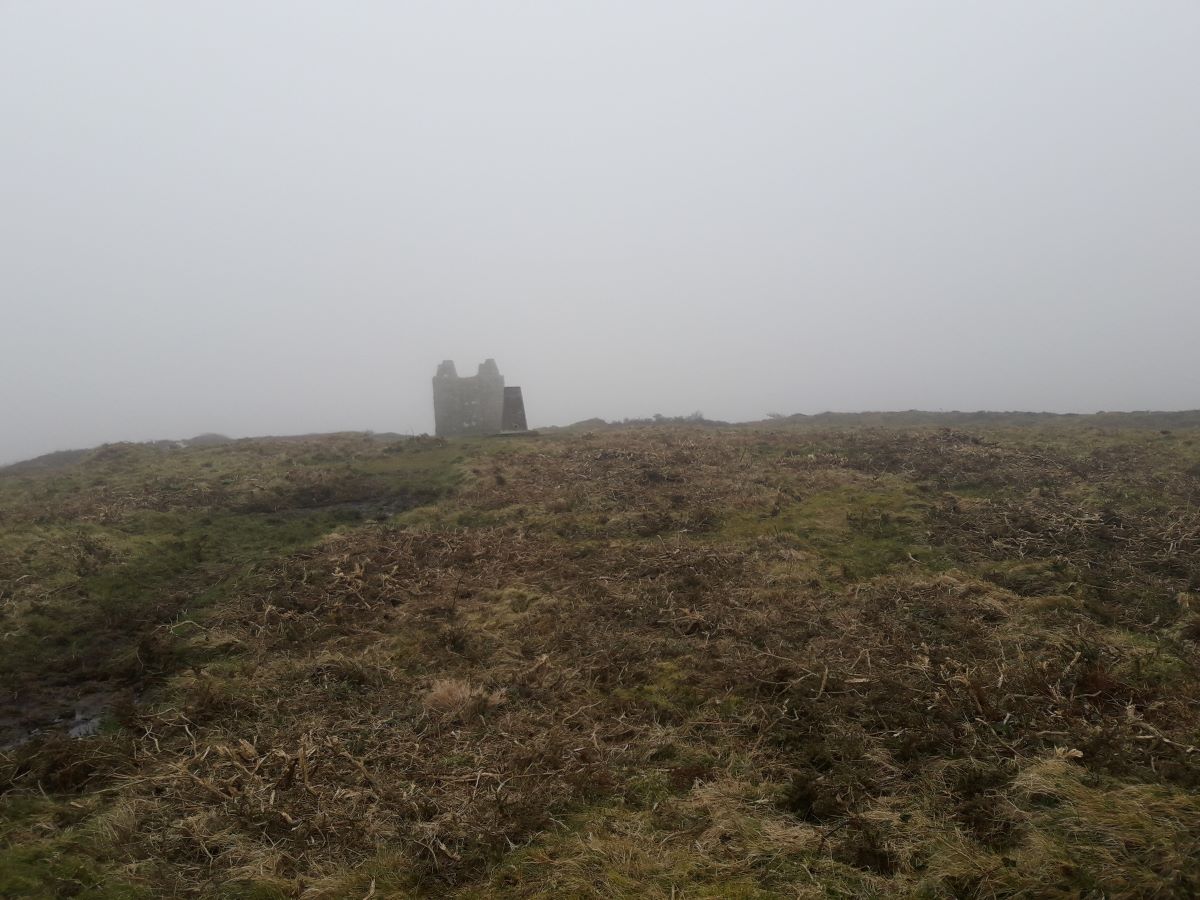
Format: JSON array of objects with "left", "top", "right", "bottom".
[{"left": 2, "top": 419, "right": 1199, "bottom": 897}]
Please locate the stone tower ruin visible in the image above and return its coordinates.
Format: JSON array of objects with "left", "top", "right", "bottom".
[{"left": 432, "top": 359, "right": 527, "bottom": 437}]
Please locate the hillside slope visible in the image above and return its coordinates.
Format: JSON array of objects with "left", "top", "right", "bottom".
[{"left": 2, "top": 424, "right": 1199, "bottom": 898}]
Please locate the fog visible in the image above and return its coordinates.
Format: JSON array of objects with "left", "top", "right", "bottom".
[{"left": 3, "top": 2, "right": 1198, "bottom": 463}]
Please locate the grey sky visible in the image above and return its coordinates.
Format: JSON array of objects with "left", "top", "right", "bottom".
[{"left": 2, "top": 2, "right": 1198, "bottom": 463}]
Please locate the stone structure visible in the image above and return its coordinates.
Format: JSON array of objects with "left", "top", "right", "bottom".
[
  {"left": 502, "top": 387, "right": 528, "bottom": 432},
  {"left": 432, "top": 359, "right": 527, "bottom": 437}
]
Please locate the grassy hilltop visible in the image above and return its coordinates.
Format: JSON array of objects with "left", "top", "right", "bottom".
[{"left": 2, "top": 420, "right": 1199, "bottom": 897}]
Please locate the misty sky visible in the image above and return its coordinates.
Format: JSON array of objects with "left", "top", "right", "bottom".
[{"left": 3, "top": 2, "right": 1199, "bottom": 463}]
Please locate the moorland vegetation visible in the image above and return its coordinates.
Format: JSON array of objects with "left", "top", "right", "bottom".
[{"left": 2, "top": 417, "right": 1199, "bottom": 897}]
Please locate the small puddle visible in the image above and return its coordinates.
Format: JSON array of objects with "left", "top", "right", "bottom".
[
  {"left": 67, "top": 712, "right": 104, "bottom": 738},
  {"left": 1, "top": 689, "right": 121, "bottom": 750}
]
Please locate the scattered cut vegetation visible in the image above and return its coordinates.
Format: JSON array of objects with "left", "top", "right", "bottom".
[{"left": 2, "top": 419, "right": 1199, "bottom": 897}]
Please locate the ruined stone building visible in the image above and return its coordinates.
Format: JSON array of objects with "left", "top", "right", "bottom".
[{"left": 432, "top": 359, "right": 527, "bottom": 437}]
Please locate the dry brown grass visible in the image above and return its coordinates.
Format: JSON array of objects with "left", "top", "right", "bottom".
[
  {"left": 3, "top": 425, "right": 1200, "bottom": 897},
  {"left": 423, "top": 678, "right": 507, "bottom": 721}
]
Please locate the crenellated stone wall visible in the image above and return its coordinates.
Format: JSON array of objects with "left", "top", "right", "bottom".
[{"left": 432, "top": 359, "right": 526, "bottom": 437}]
